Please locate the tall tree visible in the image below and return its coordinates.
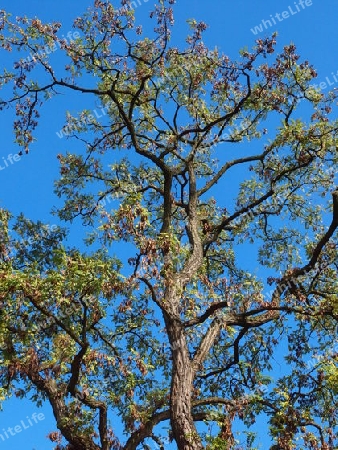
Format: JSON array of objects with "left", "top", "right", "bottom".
[{"left": 0, "top": 1, "right": 338, "bottom": 449}]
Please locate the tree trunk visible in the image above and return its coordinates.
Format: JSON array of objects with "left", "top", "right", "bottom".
[{"left": 167, "top": 319, "right": 204, "bottom": 450}]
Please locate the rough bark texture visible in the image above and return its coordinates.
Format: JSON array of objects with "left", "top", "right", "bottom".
[{"left": 166, "top": 319, "right": 203, "bottom": 450}]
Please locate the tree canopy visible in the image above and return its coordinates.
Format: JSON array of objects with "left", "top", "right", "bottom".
[{"left": 0, "top": 1, "right": 338, "bottom": 449}]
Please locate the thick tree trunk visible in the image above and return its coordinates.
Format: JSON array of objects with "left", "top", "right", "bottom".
[
  {"left": 163, "top": 161, "right": 205, "bottom": 449},
  {"left": 167, "top": 320, "right": 204, "bottom": 450}
]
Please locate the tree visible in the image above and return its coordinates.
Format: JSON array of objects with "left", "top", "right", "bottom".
[{"left": 0, "top": 1, "right": 338, "bottom": 449}]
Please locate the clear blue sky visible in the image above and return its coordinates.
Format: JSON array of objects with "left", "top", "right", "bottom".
[{"left": 1, "top": 1, "right": 338, "bottom": 449}]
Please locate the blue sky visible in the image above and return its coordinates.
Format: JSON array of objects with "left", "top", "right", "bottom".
[{"left": 1, "top": 0, "right": 338, "bottom": 449}]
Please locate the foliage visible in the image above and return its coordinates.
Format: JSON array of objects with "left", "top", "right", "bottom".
[{"left": 0, "top": 1, "right": 338, "bottom": 449}]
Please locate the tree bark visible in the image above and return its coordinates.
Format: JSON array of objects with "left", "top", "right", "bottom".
[{"left": 166, "top": 319, "right": 204, "bottom": 450}]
